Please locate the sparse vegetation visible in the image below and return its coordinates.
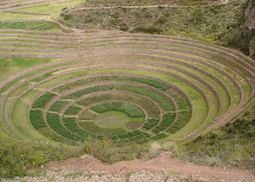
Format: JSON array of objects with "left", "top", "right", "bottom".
[
  {"left": 178, "top": 105, "right": 255, "bottom": 173},
  {"left": 60, "top": 0, "right": 254, "bottom": 56},
  {"left": 0, "top": 134, "right": 82, "bottom": 177}
]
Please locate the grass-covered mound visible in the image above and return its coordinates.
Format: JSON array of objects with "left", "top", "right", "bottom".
[{"left": 180, "top": 105, "right": 255, "bottom": 173}]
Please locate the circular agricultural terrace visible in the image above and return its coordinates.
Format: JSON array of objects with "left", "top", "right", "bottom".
[{"left": 0, "top": 31, "right": 255, "bottom": 145}]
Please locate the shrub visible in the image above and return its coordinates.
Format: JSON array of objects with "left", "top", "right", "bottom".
[{"left": 132, "top": 25, "right": 163, "bottom": 34}]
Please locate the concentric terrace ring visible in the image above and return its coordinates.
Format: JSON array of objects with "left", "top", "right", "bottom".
[{"left": 0, "top": 31, "right": 254, "bottom": 145}]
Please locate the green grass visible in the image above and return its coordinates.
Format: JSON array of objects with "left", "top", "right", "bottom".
[
  {"left": 0, "top": 0, "right": 253, "bottom": 177},
  {"left": 32, "top": 93, "right": 56, "bottom": 109},
  {"left": 30, "top": 110, "right": 46, "bottom": 129},
  {"left": 58, "top": 75, "right": 169, "bottom": 93},
  {"left": 58, "top": 76, "right": 169, "bottom": 97},
  {"left": 83, "top": 68, "right": 210, "bottom": 138},
  {"left": 47, "top": 113, "right": 79, "bottom": 141},
  {"left": 125, "top": 77, "right": 170, "bottom": 90},
  {"left": 18, "top": 0, "right": 84, "bottom": 15},
  {"left": 178, "top": 105, "right": 255, "bottom": 172},
  {"left": 91, "top": 102, "right": 144, "bottom": 118},
  {"left": 61, "top": 0, "right": 252, "bottom": 56},
  {"left": 152, "top": 112, "right": 176, "bottom": 133},
  {"left": 77, "top": 0, "right": 213, "bottom": 7},
  {"left": 79, "top": 121, "right": 127, "bottom": 137},
  {"left": 0, "top": 21, "right": 59, "bottom": 31},
  {"left": 143, "top": 118, "right": 160, "bottom": 130},
  {"left": 94, "top": 111, "right": 134, "bottom": 128},
  {"left": 50, "top": 101, "right": 70, "bottom": 112},
  {"left": 152, "top": 133, "right": 167, "bottom": 140},
  {"left": 78, "top": 93, "right": 160, "bottom": 118},
  {"left": 77, "top": 94, "right": 113, "bottom": 106},
  {"left": 0, "top": 133, "right": 82, "bottom": 177},
  {"left": 6, "top": 67, "right": 213, "bottom": 146},
  {"left": 115, "top": 130, "right": 151, "bottom": 143},
  {"left": 0, "top": 0, "right": 83, "bottom": 21},
  {"left": 62, "top": 117, "right": 89, "bottom": 138},
  {"left": 0, "top": 57, "right": 51, "bottom": 82},
  {"left": 124, "top": 86, "right": 174, "bottom": 111},
  {"left": 30, "top": 72, "right": 53, "bottom": 82},
  {"left": 64, "top": 85, "right": 114, "bottom": 99},
  {"left": 64, "top": 83, "right": 174, "bottom": 112},
  {"left": 166, "top": 111, "right": 192, "bottom": 134},
  {"left": 79, "top": 109, "right": 97, "bottom": 120},
  {"left": 64, "top": 106, "right": 82, "bottom": 115}
]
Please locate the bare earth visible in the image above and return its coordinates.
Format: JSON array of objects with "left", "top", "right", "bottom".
[{"left": 44, "top": 152, "right": 255, "bottom": 182}]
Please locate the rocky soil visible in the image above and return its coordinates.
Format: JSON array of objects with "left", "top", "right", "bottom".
[
  {"left": 1, "top": 170, "right": 194, "bottom": 182},
  {"left": 2, "top": 153, "right": 254, "bottom": 182}
]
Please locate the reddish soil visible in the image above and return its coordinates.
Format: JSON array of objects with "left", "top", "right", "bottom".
[{"left": 47, "top": 152, "right": 255, "bottom": 182}]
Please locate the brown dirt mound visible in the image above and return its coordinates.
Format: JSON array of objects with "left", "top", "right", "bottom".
[{"left": 47, "top": 152, "right": 255, "bottom": 182}]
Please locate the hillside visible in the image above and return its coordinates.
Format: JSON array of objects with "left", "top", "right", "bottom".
[
  {"left": 60, "top": 0, "right": 255, "bottom": 57},
  {"left": 245, "top": 0, "right": 255, "bottom": 57}
]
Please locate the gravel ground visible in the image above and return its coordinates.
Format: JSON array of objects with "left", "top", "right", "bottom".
[{"left": 1, "top": 170, "right": 206, "bottom": 182}]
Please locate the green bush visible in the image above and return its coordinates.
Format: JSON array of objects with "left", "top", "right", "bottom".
[
  {"left": 220, "top": 26, "right": 255, "bottom": 55},
  {"left": 133, "top": 25, "right": 163, "bottom": 34}
]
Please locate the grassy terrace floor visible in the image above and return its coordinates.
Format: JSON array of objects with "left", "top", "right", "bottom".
[{"left": 0, "top": 29, "right": 254, "bottom": 145}]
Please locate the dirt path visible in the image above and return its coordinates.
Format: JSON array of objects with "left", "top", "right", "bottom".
[
  {"left": 47, "top": 152, "right": 255, "bottom": 182},
  {"left": 70, "top": 0, "right": 229, "bottom": 12}
]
